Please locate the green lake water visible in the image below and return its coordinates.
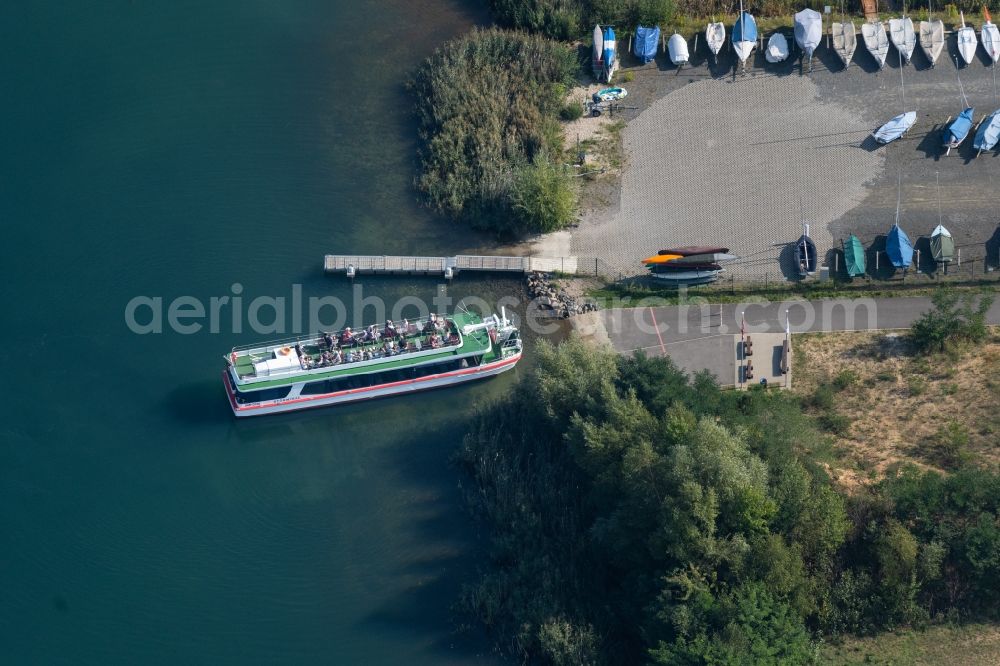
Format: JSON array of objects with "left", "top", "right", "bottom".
[{"left": 0, "top": 1, "right": 529, "bottom": 663}]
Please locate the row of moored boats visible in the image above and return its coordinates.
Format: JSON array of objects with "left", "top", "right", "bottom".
[{"left": 594, "top": 3, "right": 1000, "bottom": 76}]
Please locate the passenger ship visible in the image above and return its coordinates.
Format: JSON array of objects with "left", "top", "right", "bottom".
[{"left": 223, "top": 309, "right": 522, "bottom": 417}]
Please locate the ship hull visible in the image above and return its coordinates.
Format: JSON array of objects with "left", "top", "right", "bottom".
[{"left": 224, "top": 353, "right": 521, "bottom": 417}]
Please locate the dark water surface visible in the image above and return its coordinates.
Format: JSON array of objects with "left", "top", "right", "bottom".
[{"left": 0, "top": 1, "right": 527, "bottom": 663}]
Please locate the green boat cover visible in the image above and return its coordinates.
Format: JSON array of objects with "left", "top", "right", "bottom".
[
  {"left": 843, "top": 234, "right": 865, "bottom": 276},
  {"left": 930, "top": 225, "right": 954, "bottom": 262}
]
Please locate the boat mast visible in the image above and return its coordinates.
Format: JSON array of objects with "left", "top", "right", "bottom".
[
  {"left": 895, "top": 173, "right": 902, "bottom": 227},
  {"left": 899, "top": 45, "right": 906, "bottom": 111},
  {"left": 936, "top": 171, "right": 943, "bottom": 228}
]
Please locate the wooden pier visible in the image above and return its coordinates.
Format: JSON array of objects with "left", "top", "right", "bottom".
[{"left": 323, "top": 254, "right": 586, "bottom": 278}]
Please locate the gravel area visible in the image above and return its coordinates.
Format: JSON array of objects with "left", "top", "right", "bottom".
[{"left": 568, "top": 34, "right": 1000, "bottom": 281}]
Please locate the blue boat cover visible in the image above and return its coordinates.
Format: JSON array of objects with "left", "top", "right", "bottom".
[
  {"left": 973, "top": 109, "right": 1000, "bottom": 151},
  {"left": 603, "top": 27, "right": 616, "bottom": 69},
  {"left": 873, "top": 111, "right": 916, "bottom": 144},
  {"left": 886, "top": 223, "right": 914, "bottom": 268},
  {"left": 733, "top": 11, "right": 758, "bottom": 43},
  {"left": 634, "top": 25, "right": 660, "bottom": 63},
  {"left": 944, "top": 107, "right": 975, "bottom": 146}
]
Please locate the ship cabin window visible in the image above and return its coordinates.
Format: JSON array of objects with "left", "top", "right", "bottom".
[
  {"left": 298, "top": 358, "right": 468, "bottom": 396},
  {"left": 235, "top": 385, "right": 292, "bottom": 404}
]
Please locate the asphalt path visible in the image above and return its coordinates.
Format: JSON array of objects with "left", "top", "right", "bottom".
[{"left": 598, "top": 296, "right": 1000, "bottom": 353}]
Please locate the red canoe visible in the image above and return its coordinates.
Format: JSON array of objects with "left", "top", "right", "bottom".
[{"left": 658, "top": 246, "right": 729, "bottom": 256}]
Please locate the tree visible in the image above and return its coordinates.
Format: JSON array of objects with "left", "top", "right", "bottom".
[
  {"left": 909, "top": 288, "right": 995, "bottom": 353},
  {"left": 511, "top": 156, "right": 578, "bottom": 234}
]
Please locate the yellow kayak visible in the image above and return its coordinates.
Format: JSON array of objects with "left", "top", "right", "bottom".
[{"left": 642, "top": 254, "right": 682, "bottom": 265}]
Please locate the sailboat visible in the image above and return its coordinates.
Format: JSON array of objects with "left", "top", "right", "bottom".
[
  {"left": 983, "top": 8, "right": 1000, "bottom": 64},
  {"left": 732, "top": 1, "right": 758, "bottom": 72},
  {"left": 861, "top": 1, "right": 890, "bottom": 69},
  {"left": 943, "top": 68, "right": 974, "bottom": 155},
  {"left": 795, "top": 224, "right": 818, "bottom": 277},
  {"left": 766, "top": 32, "right": 790, "bottom": 63},
  {"left": 943, "top": 108, "right": 975, "bottom": 153},
  {"left": 919, "top": 2, "right": 945, "bottom": 67},
  {"left": 973, "top": 109, "right": 1000, "bottom": 154},
  {"left": 668, "top": 31, "right": 689, "bottom": 67},
  {"left": 886, "top": 175, "right": 914, "bottom": 270},
  {"left": 592, "top": 25, "right": 605, "bottom": 78},
  {"left": 633, "top": 25, "right": 660, "bottom": 64},
  {"left": 889, "top": 3, "right": 916, "bottom": 64},
  {"left": 931, "top": 173, "right": 955, "bottom": 266},
  {"left": 832, "top": 2, "right": 857, "bottom": 69},
  {"left": 957, "top": 12, "right": 978, "bottom": 66},
  {"left": 705, "top": 20, "right": 726, "bottom": 61},
  {"left": 873, "top": 49, "right": 916, "bottom": 144},
  {"left": 601, "top": 26, "right": 618, "bottom": 82},
  {"left": 794, "top": 8, "right": 823, "bottom": 72},
  {"left": 842, "top": 235, "right": 867, "bottom": 277},
  {"left": 931, "top": 225, "right": 955, "bottom": 264}
]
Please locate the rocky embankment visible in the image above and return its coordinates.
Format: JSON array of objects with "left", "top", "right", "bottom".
[{"left": 525, "top": 272, "right": 599, "bottom": 318}]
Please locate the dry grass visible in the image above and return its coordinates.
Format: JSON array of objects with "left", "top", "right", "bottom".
[
  {"left": 794, "top": 329, "right": 1000, "bottom": 488},
  {"left": 821, "top": 622, "right": 1000, "bottom": 665}
]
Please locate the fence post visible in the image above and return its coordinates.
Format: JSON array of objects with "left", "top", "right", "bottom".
[{"left": 595, "top": 257, "right": 598, "bottom": 276}]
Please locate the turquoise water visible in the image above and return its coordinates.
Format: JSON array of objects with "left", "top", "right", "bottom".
[{"left": 0, "top": 1, "right": 526, "bottom": 663}]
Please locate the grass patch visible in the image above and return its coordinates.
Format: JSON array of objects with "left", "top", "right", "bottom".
[{"left": 821, "top": 622, "right": 1000, "bottom": 665}]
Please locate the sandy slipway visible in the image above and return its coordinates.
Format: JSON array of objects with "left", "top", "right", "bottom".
[{"left": 565, "top": 46, "right": 1000, "bottom": 282}]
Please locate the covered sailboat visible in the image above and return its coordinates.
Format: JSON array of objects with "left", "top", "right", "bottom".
[
  {"left": 943, "top": 107, "right": 975, "bottom": 153},
  {"left": 843, "top": 235, "right": 866, "bottom": 277},
  {"left": 732, "top": 3, "right": 758, "bottom": 70},
  {"left": 794, "top": 8, "right": 823, "bottom": 70},
  {"left": 766, "top": 32, "right": 790, "bottom": 63},
  {"left": 633, "top": 25, "right": 660, "bottom": 64},
  {"left": 668, "top": 32, "right": 689, "bottom": 67},
  {"left": 887, "top": 223, "right": 914, "bottom": 269},
  {"left": 930, "top": 225, "right": 955, "bottom": 264},
  {"left": 889, "top": 12, "right": 916, "bottom": 64},
  {"left": 973, "top": 109, "right": 1000, "bottom": 153},
  {"left": 832, "top": 4, "right": 857, "bottom": 69},
  {"left": 919, "top": 3, "right": 945, "bottom": 67},
  {"left": 592, "top": 25, "right": 605, "bottom": 77},
  {"left": 861, "top": 13, "right": 890, "bottom": 69},
  {"left": 601, "top": 26, "right": 618, "bottom": 82},
  {"left": 705, "top": 21, "right": 726, "bottom": 59},
  {"left": 957, "top": 12, "right": 977, "bottom": 66},
  {"left": 983, "top": 9, "right": 1000, "bottom": 64},
  {"left": 874, "top": 112, "right": 917, "bottom": 144}
]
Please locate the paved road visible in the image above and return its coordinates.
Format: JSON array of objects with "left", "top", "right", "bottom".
[{"left": 593, "top": 296, "right": 1000, "bottom": 354}]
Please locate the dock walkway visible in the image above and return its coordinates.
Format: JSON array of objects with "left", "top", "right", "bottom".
[{"left": 324, "top": 254, "right": 589, "bottom": 278}]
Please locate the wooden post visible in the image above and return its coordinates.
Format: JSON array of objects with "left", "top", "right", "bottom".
[
  {"left": 876, "top": 251, "right": 879, "bottom": 271},
  {"left": 835, "top": 253, "right": 839, "bottom": 274},
  {"left": 916, "top": 249, "right": 920, "bottom": 272},
  {"left": 594, "top": 257, "right": 598, "bottom": 276},
  {"left": 958, "top": 248, "right": 962, "bottom": 266}
]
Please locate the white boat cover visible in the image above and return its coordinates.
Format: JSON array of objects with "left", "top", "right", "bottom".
[
  {"left": 706, "top": 22, "right": 725, "bottom": 55},
  {"left": 862, "top": 22, "right": 890, "bottom": 68},
  {"left": 766, "top": 32, "right": 789, "bottom": 63},
  {"left": 888, "top": 17, "right": 916, "bottom": 62},
  {"left": 919, "top": 19, "right": 945, "bottom": 65},
  {"left": 957, "top": 14, "right": 977, "bottom": 65},
  {"left": 794, "top": 9, "right": 823, "bottom": 56},
  {"left": 668, "top": 33, "right": 689, "bottom": 65},
  {"left": 832, "top": 21, "right": 857, "bottom": 67},
  {"left": 873, "top": 111, "right": 917, "bottom": 144},
  {"left": 983, "top": 21, "right": 1000, "bottom": 63}
]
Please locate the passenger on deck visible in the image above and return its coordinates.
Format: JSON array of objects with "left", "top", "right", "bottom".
[
  {"left": 340, "top": 327, "right": 353, "bottom": 346},
  {"left": 423, "top": 317, "right": 437, "bottom": 334},
  {"left": 402, "top": 318, "right": 415, "bottom": 335},
  {"left": 323, "top": 333, "right": 334, "bottom": 349},
  {"left": 334, "top": 350, "right": 343, "bottom": 364},
  {"left": 344, "top": 350, "right": 354, "bottom": 363},
  {"left": 383, "top": 320, "right": 396, "bottom": 338}
]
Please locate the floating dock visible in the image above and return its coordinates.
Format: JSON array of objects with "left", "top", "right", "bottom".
[{"left": 323, "top": 254, "right": 584, "bottom": 278}]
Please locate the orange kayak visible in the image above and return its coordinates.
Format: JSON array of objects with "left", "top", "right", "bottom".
[{"left": 642, "top": 254, "right": 682, "bottom": 265}]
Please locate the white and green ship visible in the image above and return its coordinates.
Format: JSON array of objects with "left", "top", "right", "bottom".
[{"left": 223, "top": 309, "right": 522, "bottom": 417}]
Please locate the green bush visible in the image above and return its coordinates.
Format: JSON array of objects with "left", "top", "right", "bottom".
[
  {"left": 511, "top": 157, "right": 577, "bottom": 233},
  {"left": 410, "top": 29, "right": 578, "bottom": 236},
  {"left": 559, "top": 100, "right": 584, "bottom": 121},
  {"left": 907, "top": 376, "right": 927, "bottom": 397},
  {"left": 833, "top": 370, "right": 859, "bottom": 392}
]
